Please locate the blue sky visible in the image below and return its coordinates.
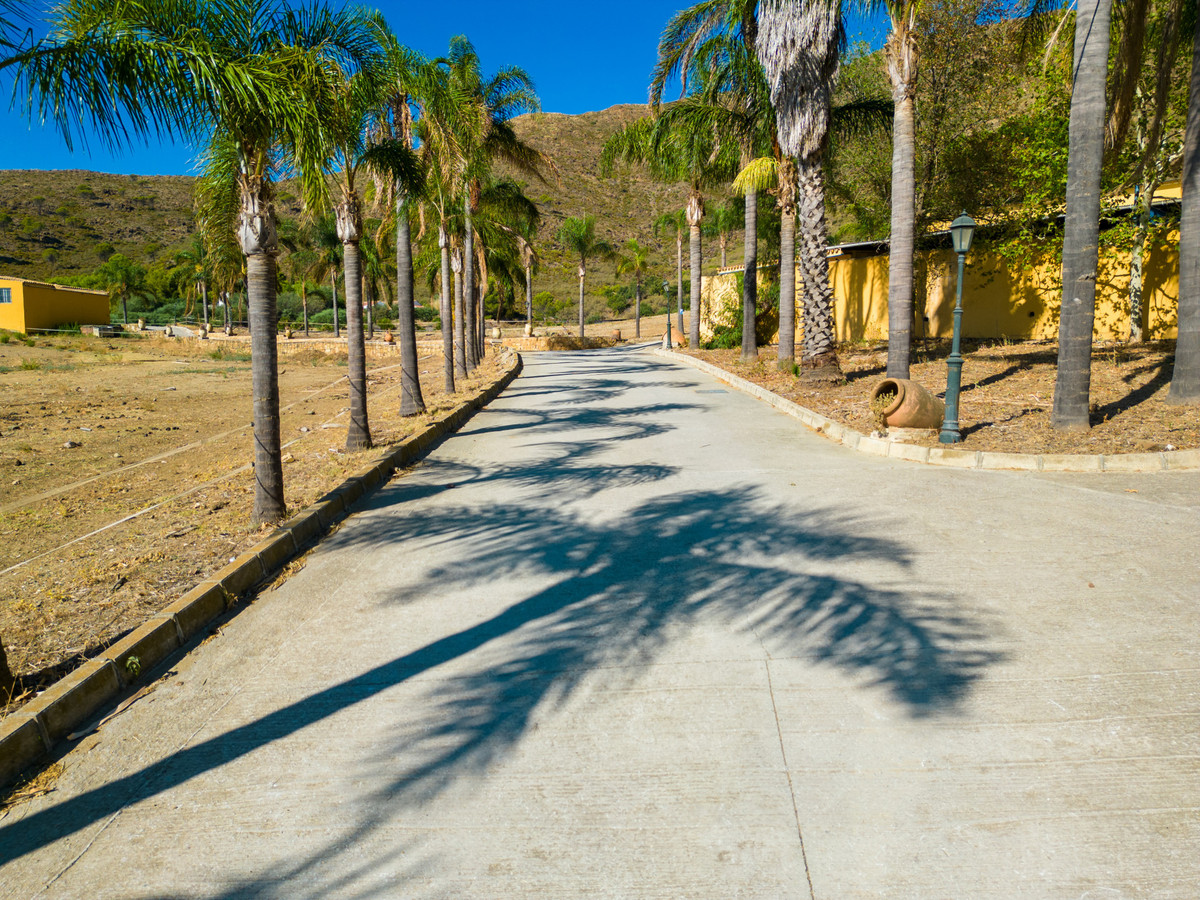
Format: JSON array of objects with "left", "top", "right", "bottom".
[{"left": 0, "top": 1, "right": 890, "bottom": 177}]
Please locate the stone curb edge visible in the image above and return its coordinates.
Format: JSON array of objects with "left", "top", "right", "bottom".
[
  {"left": 652, "top": 348, "right": 1199, "bottom": 473},
  {"left": 0, "top": 351, "right": 524, "bottom": 789}
]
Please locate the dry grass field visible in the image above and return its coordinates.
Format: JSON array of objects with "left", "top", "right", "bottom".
[{"left": 0, "top": 330, "right": 508, "bottom": 708}]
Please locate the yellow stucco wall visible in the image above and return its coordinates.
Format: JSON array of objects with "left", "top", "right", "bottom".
[
  {"left": 701, "top": 237, "right": 1180, "bottom": 345},
  {"left": 0, "top": 278, "right": 111, "bottom": 333}
]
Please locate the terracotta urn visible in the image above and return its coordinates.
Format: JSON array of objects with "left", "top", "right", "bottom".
[
  {"left": 384, "top": 330, "right": 395, "bottom": 344},
  {"left": 870, "top": 378, "right": 946, "bottom": 429}
]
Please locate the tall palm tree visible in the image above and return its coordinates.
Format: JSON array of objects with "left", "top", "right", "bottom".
[
  {"left": 174, "top": 234, "right": 211, "bottom": 326},
  {"left": 1167, "top": 11, "right": 1200, "bottom": 404},
  {"left": 653, "top": 209, "right": 688, "bottom": 338},
  {"left": 319, "top": 45, "right": 422, "bottom": 452},
  {"left": 18, "top": 0, "right": 383, "bottom": 524},
  {"left": 879, "top": 0, "right": 921, "bottom": 379},
  {"left": 756, "top": 0, "right": 845, "bottom": 379},
  {"left": 516, "top": 219, "right": 539, "bottom": 332},
  {"left": 1050, "top": 0, "right": 1114, "bottom": 430},
  {"left": 601, "top": 116, "right": 736, "bottom": 347},
  {"left": 371, "top": 39, "right": 437, "bottom": 415},
  {"left": 558, "top": 216, "right": 616, "bottom": 338},
  {"left": 434, "top": 36, "right": 545, "bottom": 370},
  {"left": 652, "top": 2, "right": 767, "bottom": 359},
  {"left": 617, "top": 238, "right": 652, "bottom": 338}
]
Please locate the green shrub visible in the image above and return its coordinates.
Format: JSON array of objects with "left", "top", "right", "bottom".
[
  {"left": 21, "top": 216, "right": 39, "bottom": 234},
  {"left": 412, "top": 304, "right": 438, "bottom": 322},
  {"left": 309, "top": 307, "right": 347, "bottom": 326}
]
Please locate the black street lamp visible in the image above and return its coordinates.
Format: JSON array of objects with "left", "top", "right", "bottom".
[
  {"left": 664, "top": 280, "right": 673, "bottom": 348},
  {"left": 940, "top": 211, "right": 976, "bottom": 444}
]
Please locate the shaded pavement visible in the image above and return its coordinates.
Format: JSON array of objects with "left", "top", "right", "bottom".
[{"left": 1, "top": 347, "right": 1198, "bottom": 898}]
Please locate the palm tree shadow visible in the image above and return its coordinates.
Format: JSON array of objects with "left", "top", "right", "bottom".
[{"left": 190, "top": 485, "right": 1001, "bottom": 899}]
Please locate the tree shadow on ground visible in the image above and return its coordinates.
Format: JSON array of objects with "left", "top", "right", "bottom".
[{"left": 0, "top": 345, "right": 1004, "bottom": 893}]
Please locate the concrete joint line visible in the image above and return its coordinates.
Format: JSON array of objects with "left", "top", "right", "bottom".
[
  {"left": 652, "top": 348, "right": 1196, "bottom": 472},
  {"left": 0, "top": 352, "right": 522, "bottom": 790}
]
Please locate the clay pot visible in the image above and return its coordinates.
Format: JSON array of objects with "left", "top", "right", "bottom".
[
  {"left": 523, "top": 323, "right": 533, "bottom": 337},
  {"left": 491, "top": 327, "right": 502, "bottom": 339},
  {"left": 612, "top": 329, "right": 622, "bottom": 342},
  {"left": 384, "top": 331, "right": 395, "bottom": 344},
  {"left": 284, "top": 328, "right": 293, "bottom": 339},
  {"left": 871, "top": 378, "right": 945, "bottom": 429}
]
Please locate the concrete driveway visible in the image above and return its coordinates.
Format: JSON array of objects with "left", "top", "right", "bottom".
[{"left": 1, "top": 346, "right": 1198, "bottom": 899}]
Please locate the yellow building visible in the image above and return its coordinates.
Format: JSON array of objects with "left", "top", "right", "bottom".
[
  {"left": 0, "top": 276, "right": 111, "bottom": 334},
  {"left": 702, "top": 232, "right": 1180, "bottom": 345}
]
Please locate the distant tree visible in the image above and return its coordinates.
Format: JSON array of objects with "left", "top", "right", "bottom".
[
  {"left": 616, "top": 238, "right": 652, "bottom": 338},
  {"left": 98, "top": 253, "right": 154, "bottom": 324},
  {"left": 558, "top": 215, "right": 616, "bottom": 338}
]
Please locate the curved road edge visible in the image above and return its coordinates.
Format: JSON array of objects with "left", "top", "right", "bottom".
[{"left": 652, "top": 347, "right": 1200, "bottom": 473}]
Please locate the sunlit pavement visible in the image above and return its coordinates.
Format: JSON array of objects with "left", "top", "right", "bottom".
[{"left": 2, "top": 346, "right": 1198, "bottom": 899}]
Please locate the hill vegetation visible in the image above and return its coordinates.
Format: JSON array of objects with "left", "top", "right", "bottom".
[{"left": 0, "top": 104, "right": 721, "bottom": 322}]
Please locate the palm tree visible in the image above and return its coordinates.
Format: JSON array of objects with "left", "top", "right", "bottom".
[
  {"left": 516, "top": 219, "right": 538, "bottom": 332},
  {"left": 434, "top": 36, "right": 545, "bottom": 370},
  {"left": 319, "top": 47, "right": 423, "bottom": 453},
  {"left": 306, "top": 214, "right": 344, "bottom": 338},
  {"left": 1050, "top": 0, "right": 1114, "bottom": 430},
  {"left": 1167, "top": 12, "right": 1200, "bottom": 404},
  {"left": 653, "top": 209, "right": 688, "bottom": 338},
  {"left": 756, "top": 0, "right": 845, "bottom": 379},
  {"left": 653, "top": 2, "right": 766, "bottom": 358},
  {"left": 557, "top": 216, "right": 615, "bottom": 338},
  {"left": 174, "top": 234, "right": 211, "bottom": 326},
  {"left": 18, "top": 0, "right": 383, "bottom": 524},
  {"left": 601, "top": 116, "right": 736, "bottom": 347},
  {"left": 99, "top": 253, "right": 155, "bottom": 325},
  {"left": 617, "top": 238, "right": 652, "bottom": 338},
  {"left": 878, "top": 0, "right": 921, "bottom": 379},
  {"left": 371, "top": 39, "right": 437, "bottom": 415}
]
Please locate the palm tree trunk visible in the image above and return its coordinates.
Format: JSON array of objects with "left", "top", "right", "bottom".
[
  {"left": 1052, "top": 0, "right": 1113, "bottom": 429},
  {"left": 342, "top": 241, "right": 370, "bottom": 452},
  {"left": 778, "top": 201, "right": 796, "bottom": 367},
  {"left": 578, "top": 266, "right": 586, "bottom": 338},
  {"left": 1127, "top": 183, "right": 1153, "bottom": 343},
  {"left": 201, "top": 282, "right": 209, "bottom": 327},
  {"left": 439, "top": 225, "right": 455, "bottom": 393},
  {"left": 742, "top": 188, "right": 759, "bottom": 359},
  {"left": 366, "top": 276, "right": 373, "bottom": 339},
  {"left": 689, "top": 225, "right": 702, "bottom": 348},
  {"left": 452, "top": 248, "right": 467, "bottom": 380},
  {"left": 122, "top": 295, "right": 128, "bottom": 325},
  {"left": 796, "top": 155, "right": 840, "bottom": 377},
  {"left": 885, "top": 53, "right": 918, "bottom": 379},
  {"left": 396, "top": 193, "right": 425, "bottom": 415},
  {"left": 246, "top": 251, "right": 286, "bottom": 525},
  {"left": 301, "top": 280, "right": 308, "bottom": 336},
  {"left": 464, "top": 209, "right": 478, "bottom": 371},
  {"left": 331, "top": 271, "right": 340, "bottom": 338},
  {"left": 635, "top": 280, "right": 642, "bottom": 338},
  {"left": 525, "top": 265, "right": 533, "bottom": 329},
  {"left": 676, "top": 234, "right": 685, "bottom": 335},
  {"left": 1168, "top": 11, "right": 1200, "bottom": 403}
]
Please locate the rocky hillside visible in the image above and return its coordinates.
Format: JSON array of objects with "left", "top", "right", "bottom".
[{"left": 0, "top": 104, "right": 727, "bottom": 312}]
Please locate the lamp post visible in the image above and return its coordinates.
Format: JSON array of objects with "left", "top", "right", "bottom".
[
  {"left": 940, "top": 211, "right": 976, "bottom": 444},
  {"left": 664, "top": 280, "right": 673, "bottom": 348}
]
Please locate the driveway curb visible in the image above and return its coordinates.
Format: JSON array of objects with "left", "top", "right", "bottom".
[
  {"left": 0, "top": 352, "right": 523, "bottom": 788},
  {"left": 653, "top": 348, "right": 1198, "bottom": 472}
]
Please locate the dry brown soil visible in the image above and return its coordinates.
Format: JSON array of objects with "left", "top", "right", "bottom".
[
  {"left": 684, "top": 339, "right": 1198, "bottom": 455},
  {"left": 0, "top": 331, "right": 507, "bottom": 711}
]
